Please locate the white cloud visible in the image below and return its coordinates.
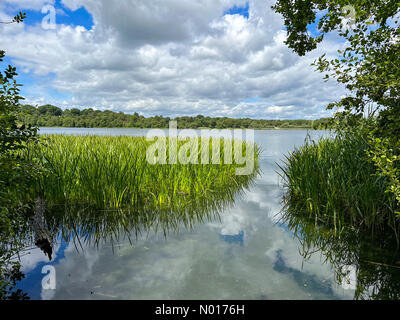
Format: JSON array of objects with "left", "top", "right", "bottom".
[
  {"left": 19, "top": 243, "right": 61, "bottom": 273},
  {"left": 0, "top": 0, "right": 346, "bottom": 119}
]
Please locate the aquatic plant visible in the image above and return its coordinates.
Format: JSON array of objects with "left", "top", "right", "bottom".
[
  {"left": 21, "top": 134, "right": 259, "bottom": 211},
  {"left": 17, "top": 134, "right": 259, "bottom": 247},
  {"left": 279, "top": 131, "right": 398, "bottom": 240}
]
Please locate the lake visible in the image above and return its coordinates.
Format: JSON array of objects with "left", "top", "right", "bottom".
[{"left": 15, "top": 128, "right": 400, "bottom": 300}]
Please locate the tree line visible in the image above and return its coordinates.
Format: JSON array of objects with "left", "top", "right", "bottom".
[{"left": 18, "top": 104, "right": 331, "bottom": 129}]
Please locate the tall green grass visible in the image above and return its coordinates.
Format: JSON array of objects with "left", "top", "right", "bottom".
[
  {"left": 279, "top": 132, "right": 398, "bottom": 239},
  {"left": 21, "top": 135, "right": 259, "bottom": 214}
]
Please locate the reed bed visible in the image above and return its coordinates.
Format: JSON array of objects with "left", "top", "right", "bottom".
[
  {"left": 279, "top": 132, "right": 398, "bottom": 239},
  {"left": 21, "top": 135, "right": 260, "bottom": 214}
]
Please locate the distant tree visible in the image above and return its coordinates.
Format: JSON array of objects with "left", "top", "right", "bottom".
[
  {"left": 70, "top": 108, "right": 81, "bottom": 116},
  {"left": 17, "top": 104, "right": 332, "bottom": 130},
  {"left": 38, "top": 104, "right": 62, "bottom": 116}
]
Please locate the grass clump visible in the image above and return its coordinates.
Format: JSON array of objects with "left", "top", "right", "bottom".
[
  {"left": 280, "top": 131, "right": 398, "bottom": 239},
  {"left": 20, "top": 135, "right": 259, "bottom": 213}
]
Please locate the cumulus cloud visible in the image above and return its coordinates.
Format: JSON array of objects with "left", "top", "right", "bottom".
[{"left": 0, "top": 0, "right": 346, "bottom": 118}]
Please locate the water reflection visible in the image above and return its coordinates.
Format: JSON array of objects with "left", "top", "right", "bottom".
[
  {"left": 9, "top": 129, "right": 400, "bottom": 300},
  {"left": 282, "top": 210, "right": 400, "bottom": 300},
  {"left": 3, "top": 163, "right": 255, "bottom": 299},
  {"left": 43, "top": 184, "right": 248, "bottom": 252}
]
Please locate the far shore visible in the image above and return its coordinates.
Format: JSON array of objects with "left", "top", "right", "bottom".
[{"left": 38, "top": 126, "right": 324, "bottom": 131}]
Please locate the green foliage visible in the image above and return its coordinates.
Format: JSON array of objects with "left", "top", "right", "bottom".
[
  {"left": 0, "top": 12, "right": 39, "bottom": 300},
  {"left": 372, "top": 107, "right": 400, "bottom": 210},
  {"left": 273, "top": 0, "right": 399, "bottom": 57},
  {"left": 272, "top": 0, "right": 325, "bottom": 55},
  {"left": 21, "top": 135, "right": 260, "bottom": 211},
  {"left": 0, "top": 12, "right": 26, "bottom": 25},
  {"left": 273, "top": 1, "right": 400, "bottom": 227},
  {"left": 280, "top": 131, "right": 398, "bottom": 240},
  {"left": 273, "top": 0, "right": 399, "bottom": 127},
  {"left": 37, "top": 104, "right": 63, "bottom": 116},
  {"left": 0, "top": 53, "right": 37, "bottom": 154},
  {"left": 17, "top": 105, "right": 330, "bottom": 129},
  {"left": 368, "top": 136, "right": 400, "bottom": 215}
]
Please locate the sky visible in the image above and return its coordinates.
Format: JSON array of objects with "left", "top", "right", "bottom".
[{"left": 0, "top": 0, "right": 347, "bottom": 119}]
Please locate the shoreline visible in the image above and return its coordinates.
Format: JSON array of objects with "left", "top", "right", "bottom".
[{"left": 38, "top": 126, "right": 324, "bottom": 131}]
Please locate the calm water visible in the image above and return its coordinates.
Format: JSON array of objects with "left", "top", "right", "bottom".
[{"left": 15, "top": 128, "right": 400, "bottom": 300}]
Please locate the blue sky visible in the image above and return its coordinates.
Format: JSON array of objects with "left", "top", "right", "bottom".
[
  {"left": 0, "top": 0, "right": 342, "bottom": 119},
  {"left": 1, "top": 55, "right": 72, "bottom": 104},
  {"left": 2, "top": 0, "right": 92, "bottom": 104},
  {"left": 224, "top": 2, "right": 250, "bottom": 19},
  {"left": 6, "top": 0, "right": 93, "bottom": 29}
]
